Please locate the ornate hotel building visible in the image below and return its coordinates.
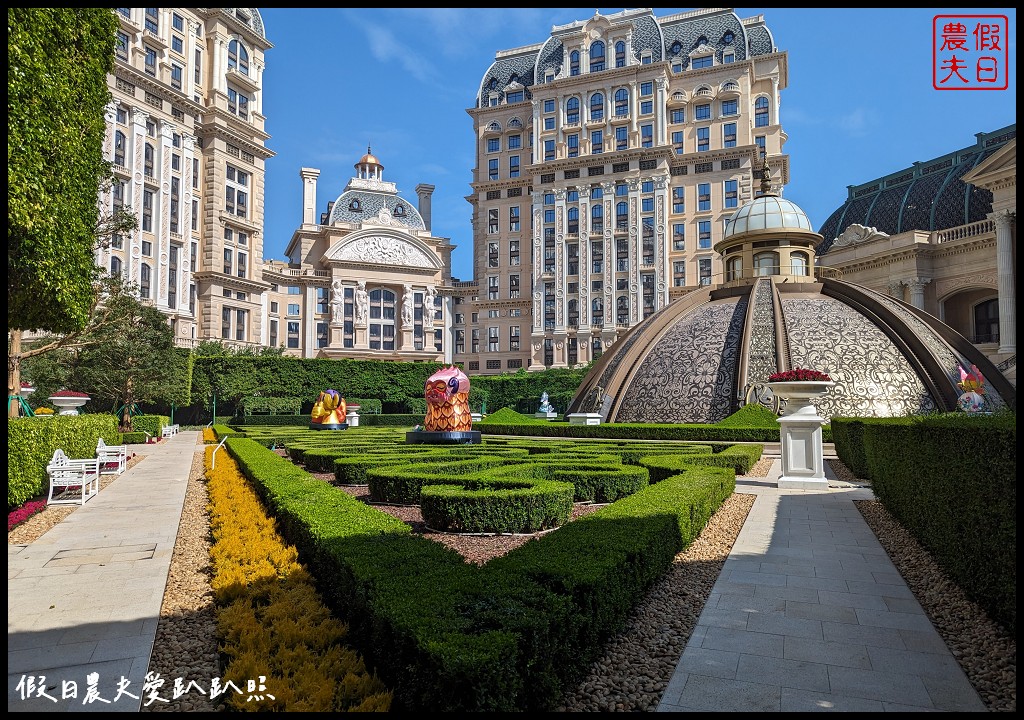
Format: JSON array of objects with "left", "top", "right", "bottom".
[
  {"left": 455, "top": 8, "right": 789, "bottom": 373},
  {"left": 263, "top": 151, "right": 451, "bottom": 361},
  {"left": 99, "top": 8, "right": 273, "bottom": 348}
]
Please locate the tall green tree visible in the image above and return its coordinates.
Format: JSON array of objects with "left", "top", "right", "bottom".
[
  {"left": 21, "top": 278, "right": 182, "bottom": 431},
  {"left": 8, "top": 8, "right": 123, "bottom": 415}
]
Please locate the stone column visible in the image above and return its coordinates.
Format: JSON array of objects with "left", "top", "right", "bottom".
[
  {"left": 887, "top": 280, "right": 904, "bottom": 301},
  {"left": 989, "top": 210, "right": 1016, "bottom": 353},
  {"left": 906, "top": 277, "right": 930, "bottom": 310}
]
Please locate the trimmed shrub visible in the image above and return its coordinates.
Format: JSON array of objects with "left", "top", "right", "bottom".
[{"left": 8, "top": 414, "right": 119, "bottom": 508}]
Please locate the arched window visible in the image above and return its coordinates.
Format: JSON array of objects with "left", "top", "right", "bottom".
[
  {"left": 486, "top": 121, "right": 501, "bottom": 133},
  {"left": 753, "top": 251, "right": 779, "bottom": 276},
  {"left": 591, "top": 203, "right": 603, "bottom": 233},
  {"left": 592, "top": 336, "right": 603, "bottom": 358},
  {"left": 368, "top": 288, "right": 396, "bottom": 351},
  {"left": 616, "top": 202, "right": 628, "bottom": 229},
  {"left": 590, "top": 40, "right": 605, "bottom": 72},
  {"left": 755, "top": 96, "right": 770, "bottom": 127},
  {"left": 615, "top": 41, "right": 626, "bottom": 67},
  {"left": 567, "top": 207, "right": 579, "bottom": 234},
  {"left": 228, "top": 39, "right": 249, "bottom": 75},
  {"left": 591, "top": 297, "right": 604, "bottom": 323},
  {"left": 144, "top": 143, "right": 154, "bottom": 177},
  {"left": 974, "top": 298, "right": 999, "bottom": 343},
  {"left": 590, "top": 92, "right": 604, "bottom": 121},
  {"left": 614, "top": 88, "right": 629, "bottom": 117},
  {"left": 110, "top": 256, "right": 122, "bottom": 276},
  {"left": 114, "top": 131, "right": 126, "bottom": 166},
  {"left": 566, "top": 97, "right": 580, "bottom": 124},
  {"left": 790, "top": 252, "right": 809, "bottom": 276},
  {"left": 570, "top": 50, "right": 580, "bottom": 76},
  {"left": 726, "top": 256, "right": 743, "bottom": 281},
  {"left": 349, "top": 199, "right": 361, "bottom": 211},
  {"left": 140, "top": 263, "right": 151, "bottom": 299}
]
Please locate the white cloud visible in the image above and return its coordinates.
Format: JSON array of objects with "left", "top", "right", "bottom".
[{"left": 836, "top": 107, "right": 873, "bottom": 136}]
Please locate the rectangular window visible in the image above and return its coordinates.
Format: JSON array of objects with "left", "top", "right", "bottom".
[
  {"left": 544, "top": 116, "right": 555, "bottom": 131},
  {"left": 170, "top": 63, "right": 182, "bottom": 90},
  {"left": 287, "top": 322, "right": 300, "bottom": 349},
  {"left": 508, "top": 134, "right": 521, "bottom": 149},
  {"left": 699, "top": 258, "right": 712, "bottom": 285},
  {"left": 509, "top": 155, "right": 520, "bottom": 178},
  {"left": 236, "top": 309, "right": 247, "bottom": 342},
  {"left": 567, "top": 133, "right": 579, "bottom": 158},
  {"left": 615, "top": 125, "right": 628, "bottom": 150},
  {"left": 695, "top": 104, "right": 711, "bottom": 121},
  {"left": 544, "top": 99, "right": 555, "bottom": 113},
  {"left": 724, "top": 180, "right": 738, "bottom": 209},
  {"left": 509, "top": 206, "right": 520, "bottom": 232},
  {"left": 544, "top": 139, "right": 555, "bottom": 161},
  {"left": 316, "top": 287, "right": 329, "bottom": 314},
  {"left": 144, "top": 46, "right": 157, "bottom": 76},
  {"left": 672, "top": 130, "right": 685, "bottom": 155},
  {"left": 223, "top": 248, "right": 233, "bottom": 275},
  {"left": 142, "top": 240, "right": 152, "bottom": 257},
  {"left": 724, "top": 52, "right": 735, "bottom": 63},
  {"left": 509, "top": 240, "right": 520, "bottom": 265},
  {"left": 487, "top": 138, "right": 500, "bottom": 153},
  {"left": 723, "top": 122, "right": 737, "bottom": 148},
  {"left": 509, "top": 273, "right": 520, "bottom": 299},
  {"left": 116, "top": 31, "right": 129, "bottom": 61},
  {"left": 641, "top": 124, "right": 653, "bottom": 148},
  {"left": 227, "top": 86, "right": 249, "bottom": 120},
  {"left": 672, "top": 186, "right": 685, "bottom": 214},
  {"left": 488, "top": 158, "right": 499, "bottom": 180},
  {"left": 642, "top": 197, "right": 654, "bottom": 213},
  {"left": 222, "top": 306, "right": 232, "bottom": 339},
  {"left": 673, "top": 223, "right": 685, "bottom": 251},
  {"left": 670, "top": 108, "right": 685, "bottom": 124},
  {"left": 755, "top": 135, "right": 766, "bottom": 153},
  {"left": 142, "top": 189, "right": 154, "bottom": 231},
  {"left": 316, "top": 322, "right": 328, "bottom": 348},
  {"left": 488, "top": 241, "right": 499, "bottom": 268},
  {"left": 699, "top": 220, "right": 712, "bottom": 249},
  {"left": 673, "top": 260, "right": 687, "bottom": 287},
  {"left": 287, "top": 303, "right": 300, "bottom": 316},
  {"left": 692, "top": 55, "right": 713, "bottom": 69},
  {"left": 269, "top": 319, "right": 278, "bottom": 348},
  {"left": 487, "top": 208, "right": 498, "bottom": 234},
  {"left": 698, "top": 183, "right": 711, "bottom": 212},
  {"left": 590, "top": 130, "right": 603, "bottom": 154},
  {"left": 640, "top": 100, "right": 653, "bottom": 115},
  {"left": 721, "top": 99, "right": 738, "bottom": 117},
  {"left": 640, "top": 81, "right": 653, "bottom": 96},
  {"left": 488, "top": 276, "right": 499, "bottom": 300},
  {"left": 697, "top": 127, "right": 710, "bottom": 152}
]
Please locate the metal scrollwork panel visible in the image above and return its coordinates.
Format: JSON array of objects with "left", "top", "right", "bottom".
[
  {"left": 781, "top": 297, "right": 937, "bottom": 420},
  {"left": 617, "top": 298, "right": 746, "bottom": 424}
]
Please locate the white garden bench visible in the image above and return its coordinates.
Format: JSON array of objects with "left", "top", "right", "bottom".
[
  {"left": 96, "top": 438, "right": 127, "bottom": 475},
  {"left": 161, "top": 424, "right": 180, "bottom": 438},
  {"left": 46, "top": 449, "right": 100, "bottom": 506}
]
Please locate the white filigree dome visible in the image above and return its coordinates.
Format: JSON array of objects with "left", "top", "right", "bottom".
[{"left": 724, "top": 195, "right": 814, "bottom": 239}]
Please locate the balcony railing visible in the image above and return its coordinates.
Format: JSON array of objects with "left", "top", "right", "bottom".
[{"left": 931, "top": 218, "right": 995, "bottom": 244}]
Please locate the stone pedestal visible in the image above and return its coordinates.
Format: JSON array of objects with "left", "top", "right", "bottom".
[
  {"left": 566, "top": 413, "right": 602, "bottom": 426},
  {"left": 768, "top": 382, "right": 834, "bottom": 490},
  {"left": 535, "top": 411, "right": 557, "bottom": 420},
  {"left": 346, "top": 410, "right": 360, "bottom": 427}
]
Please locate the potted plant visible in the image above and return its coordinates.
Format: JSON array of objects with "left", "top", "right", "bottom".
[
  {"left": 765, "top": 369, "right": 834, "bottom": 489},
  {"left": 48, "top": 389, "right": 91, "bottom": 416},
  {"left": 765, "top": 368, "right": 835, "bottom": 415}
]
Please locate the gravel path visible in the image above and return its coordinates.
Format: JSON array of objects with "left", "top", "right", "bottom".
[{"left": 9, "top": 453, "right": 1015, "bottom": 712}]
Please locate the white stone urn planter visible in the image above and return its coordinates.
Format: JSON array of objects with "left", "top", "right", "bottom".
[
  {"left": 20, "top": 383, "right": 35, "bottom": 400},
  {"left": 49, "top": 391, "right": 91, "bottom": 416},
  {"left": 767, "top": 381, "right": 834, "bottom": 489}
]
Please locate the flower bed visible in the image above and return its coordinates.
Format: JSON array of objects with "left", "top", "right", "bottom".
[
  {"left": 767, "top": 368, "right": 831, "bottom": 382},
  {"left": 9, "top": 500, "right": 47, "bottom": 531}
]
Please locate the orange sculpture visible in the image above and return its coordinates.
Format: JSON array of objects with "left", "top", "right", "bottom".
[
  {"left": 423, "top": 366, "right": 472, "bottom": 432},
  {"left": 310, "top": 389, "right": 347, "bottom": 426}
]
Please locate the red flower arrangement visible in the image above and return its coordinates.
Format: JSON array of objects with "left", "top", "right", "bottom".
[
  {"left": 9, "top": 500, "right": 46, "bottom": 532},
  {"left": 49, "top": 389, "right": 90, "bottom": 398},
  {"left": 768, "top": 368, "right": 832, "bottom": 382}
]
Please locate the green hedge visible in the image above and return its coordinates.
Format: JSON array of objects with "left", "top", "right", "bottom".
[
  {"left": 131, "top": 414, "right": 169, "bottom": 437},
  {"left": 478, "top": 422, "right": 815, "bottom": 443},
  {"left": 221, "top": 436, "right": 733, "bottom": 711},
  {"left": 240, "top": 396, "right": 302, "bottom": 415},
  {"left": 121, "top": 431, "right": 148, "bottom": 444},
  {"left": 8, "top": 414, "right": 120, "bottom": 508},
  {"left": 862, "top": 413, "right": 1015, "bottom": 634}
]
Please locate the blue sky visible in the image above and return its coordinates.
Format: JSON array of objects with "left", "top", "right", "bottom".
[{"left": 259, "top": 8, "right": 1016, "bottom": 281}]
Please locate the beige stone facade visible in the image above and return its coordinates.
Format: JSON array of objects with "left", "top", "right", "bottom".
[
  {"left": 100, "top": 8, "right": 273, "bottom": 349},
  {"left": 263, "top": 154, "right": 452, "bottom": 361},
  {"left": 455, "top": 8, "right": 789, "bottom": 374},
  {"left": 819, "top": 131, "right": 1016, "bottom": 384}
]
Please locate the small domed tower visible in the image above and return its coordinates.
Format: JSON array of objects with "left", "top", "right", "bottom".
[{"left": 715, "top": 153, "right": 823, "bottom": 286}]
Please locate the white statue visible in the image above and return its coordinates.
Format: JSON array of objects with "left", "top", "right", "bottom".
[
  {"left": 401, "top": 285, "right": 415, "bottom": 327},
  {"left": 539, "top": 391, "right": 553, "bottom": 413},
  {"left": 423, "top": 285, "right": 437, "bottom": 328},
  {"left": 329, "top": 279, "right": 344, "bottom": 324},
  {"left": 355, "top": 281, "right": 369, "bottom": 325}
]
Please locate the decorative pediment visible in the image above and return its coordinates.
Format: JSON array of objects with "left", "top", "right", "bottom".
[
  {"left": 689, "top": 43, "right": 716, "bottom": 58},
  {"left": 833, "top": 223, "right": 890, "bottom": 247},
  {"left": 327, "top": 232, "right": 441, "bottom": 269}
]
